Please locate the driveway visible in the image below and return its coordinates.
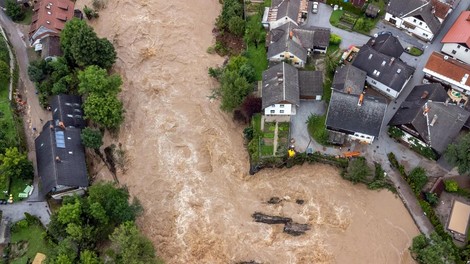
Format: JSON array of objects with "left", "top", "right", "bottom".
[
  {"left": 290, "top": 100, "right": 326, "bottom": 152},
  {"left": 0, "top": 201, "right": 51, "bottom": 226},
  {"left": 303, "top": 3, "right": 370, "bottom": 49}
]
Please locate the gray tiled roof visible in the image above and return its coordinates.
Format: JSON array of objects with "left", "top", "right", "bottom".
[
  {"left": 35, "top": 121, "right": 88, "bottom": 196},
  {"left": 267, "top": 22, "right": 308, "bottom": 62},
  {"left": 332, "top": 64, "right": 367, "bottom": 95},
  {"left": 50, "top": 94, "right": 85, "bottom": 129},
  {"left": 261, "top": 62, "right": 300, "bottom": 109},
  {"left": 293, "top": 27, "right": 331, "bottom": 48},
  {"left": 299, "top": 71, "right": 323, "bottom": 97},
  {"left": 352, "top": 45, "right": 414, "bottom": 93},
  {"left": 326, "top": 91, "right": 387, "bottom": 137},
  {"left": 272, "top": 0, "right": 301, "bottom": 22},
  {"left": 386, "top": 0, "right": 428, "bottom": 17},
  {"left": 368, "top": 32, "right": 404, "bottom": 58},
  {"left": 408, "top": 3, "right": 442, "bottom": 34},
  {"left": 41, "top": 36, "right": 62, "bottom": 59},
  {"left": 389, "top": 83, "right": 470, "bottom": 153}
]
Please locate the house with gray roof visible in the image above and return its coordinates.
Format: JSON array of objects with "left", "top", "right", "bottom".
[
  {"left": 261, "top": 62, "right": 322, "bottom": 118},
  {"left": 367, "top": 32, "right": 404, "bottom": 58},
  {"left": 262, "top": 0, "right": 307, "bottom": 29},
  {"left": 389, "top": 83, "right": 470, "bottom": 155},
  {"left": 35, "top": 121, "right": 88, "bottom": 200},
  {"left": 326, "top": 91, "right": 388, "bottom": 144},
  {"left": 267, "top": 22, "right": 330, "bottom": 67},
  {"left": 332, "top": 64, "right": 367, "bottom": 95},
  {"left": 352, "top": 43, "right": 415, "bottom": 98},
  {"left": 384, "top": 0, "right": 455, "bottom": 41},
  {"left": 50, "top": 94, "right": 85, "bottom": 129}
]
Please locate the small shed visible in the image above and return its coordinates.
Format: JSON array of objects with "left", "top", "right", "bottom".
[
  {"left": 447, "top": 200, "right": 470, "bottom": 241},
  {"left": 365, "top": 4, "right": 380, "bottom": 18}
]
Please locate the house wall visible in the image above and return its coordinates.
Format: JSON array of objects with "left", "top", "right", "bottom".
[
  {"left": 385, "top": 13, "right": 403, "bottom": 28},
  {"left": 269, "top": 52, "right": 305, "bottom": 67},
  {"left": 365, "top": 76, "right": 400, "bottom": 98},
  {"left": 423, "top": 68, "right": 470, "bottom": 95},
  {"left": 401, "top": 16, "right": 434, "bottom": 41},
  {"left": 30, "top": 26, "right": 57, "bottom": 45},
  {"left": 441, "top": 43, "right": 470, "bottom": 65},
  {"left": 400, "top": 130, "right": 427, "bottom": 147},
  {"left": 349, "top": 132, "right": 374, "bottom": 144},
  {"left": 313, "top": 47, "right": 328, "bottom": 54},
  {"left": 264, "top": 103, "right": 295, "bottom": 115}
]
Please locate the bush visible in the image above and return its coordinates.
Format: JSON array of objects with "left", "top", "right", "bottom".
[
  {"left": 425, "top": 192, "right": 439, "bottom": 207},
  {"left": 329, "top": 34, "right": 342, "bottom": 45},
  {"left": 388, "top": 126, "right": 404, "bottom": 140},
  {"left": 306, "top": 114, "right": 329, "bottom": 146},
  {"left": 387, "top": 152, "right": 399, "bottom": 169},
  {"left": 408, "top": 167, "right": 428, "bottom": 195},
  {"left": 444, "top": 180, "right": 459, "bottom": 192}
]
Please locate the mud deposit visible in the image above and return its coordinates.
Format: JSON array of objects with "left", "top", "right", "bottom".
[{"left": 77, "top": 0, "right": 419, "bottom": 262}]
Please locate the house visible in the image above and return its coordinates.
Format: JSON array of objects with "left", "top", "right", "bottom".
[
  {"left": 40, "top": 35, "right": 62, "bottom": 60},
  {"left": 332, "top": 64, "right": 367, "bottom": 95},
  {"left": 29, "top": 0, "right": 74, "bottom": 46},
  {"left": 261, "top": 62, "right": 323, "bottom": 118},
  {"left": 267, "top": 22, "right": 330, "bottom": 67},
  {"left": 367, "top": 32, "right": 404, "bottom": 58},
  {"left": 35, "top": 121, "right": 88, "bottom": 199},
  {"left": 441, "top": 11, "right": 470, "bottom": 65},
  {"left": 423, "top": 52, "right": 470, "bottom": 99},
  {"left": 50, "top": 94, "right": 85, "bottom": 129},
  {"left": 389, "top": 83, "right": 470, "bottom": 155},
  {"left": 352, "top": 44, "right": 414, "bottom": 98},
  {"left": 447, "top": 200, "right": 470, "bottom": 242},
  {"left": 384, "top": 0, "right": 454, "bottom": 41},
  {"left": 326, "top": 91, "right": 388, "bottom": 144},
  {"left": 262, "top": 0, "right": 308, "bottom": 29}
]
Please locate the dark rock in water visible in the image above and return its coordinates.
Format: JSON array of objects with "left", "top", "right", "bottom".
[
  {"left": 295, "top": 199, "right": 304, "bottom": 205},
  {"left": 267, "top": 197, "right": 282, "bottom": 204},
  {"left": 283, "top": 222, "right": 310, "bottom": 236},
  {"left": 252, "top": 212, "right": 292, "bottom": 224}
]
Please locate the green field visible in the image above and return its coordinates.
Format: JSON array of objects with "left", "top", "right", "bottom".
[{"left": 10, "top": 222, "right": 51, "bottom": 264}]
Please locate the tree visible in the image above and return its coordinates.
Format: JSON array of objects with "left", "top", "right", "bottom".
[
  {"left": 28, "top": 60, "right": 49, "bottom": 83},
  {"left": 83, "top": 93, "right": 124, "bottom": 129},
  {"left": 80, "top": 250, "right": 102, "bottom": 264},
  {"left": 444, "top": 180, "right": 458, "bottom": 192},
  {"left": 244, "top": 15, "right": 266, "bottom": 48},
  {"left": 216, "top": 0, "right": 243, "bottom": 30},
  {"left": 81, "top": 128, "right": 103, "bottom": 149},
  {"left": 0, "top": 147, "right": 34, "bottom": 181},
  {"left": 240, "top": 96, "right": 261, "bottom": 120},
  {"left": 228, "top": 16, "right": 245, "bottom": 36},
  {"left": 0, "top": 61, "right": 10, "bottom": 83},
  {"left": 108, "top": 221, "right": 157, "bottom": 264},
  {"left": 219, "top": 70, "right": 251, "bottom": 112},
  {"left": 78, "top": 66, "right": 122, "bottom": 95},
  {"left": 407, "top": 167, "right": 428, "bottom": 195},
  {"left": 445, "top": 133, "right": 470, "bottom": 175},
  {"left": 329, "top": 34, "right": 342, "bottom": 45},
  {"left": 5, "top": 0, "right": 24, "bottom": 21},
  {"left": 410, "top": 233, "right": 458, "bottom": 264},
  {"left": 61, "top": 19, "right": 116, "bottom": 69},
  {"left": 344, "top": 157, "right": 371, "bottom": 184}
]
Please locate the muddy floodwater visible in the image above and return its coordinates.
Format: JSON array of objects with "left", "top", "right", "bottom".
[{"left": 77, "top": 0, "right": 420, "bottom": 262}]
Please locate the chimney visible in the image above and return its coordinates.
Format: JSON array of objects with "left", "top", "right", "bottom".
[
  {"left": 55, "top": 156, "right": 61, "bottom": 162},
  {"left": 49, "top": 124, "right": 54, "bottom": 130},
  {"left": 461, "top": 73, "right": 469, "bottom": 85},
  {"left": 423, "top": 106, "right": 430, "bottom": 115},
  {"left": 289, "top": 31, "right": 293, "bottom": 39},
  {"left": 358, "top": 93, "right": 364, "bottom": 106},
  {"left": 347, "top": 87, "right": 352, "bottom": 94},
  {"left": 277, "top": 72, "right": 283, "bottom": 78},
  {"left": 278, "top": 77, "right": 283, "bottom": 84},
  {"left": 421, "top": 91, "right": 429, "bottom": 99},
  {"left": 389, "top": 57, "right": 395, "bottom": 66},
  {"left": 370, "top": 39, "right": 375, "bottom": 46},
  {"left": 430, "top": 114, "right": 438, "bottom": 126},
  {"left": 58, "top": 121, "right": 65, "bottom": 129}
]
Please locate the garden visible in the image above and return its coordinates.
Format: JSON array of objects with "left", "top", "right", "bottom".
[{"left": 248, "top": 114, "right": 290, "bottom": 161}]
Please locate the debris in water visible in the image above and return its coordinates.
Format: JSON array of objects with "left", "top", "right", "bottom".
[
  {"left": 296, "top": 199, "right": 305, "bottom": 205},
  {"left": 283, "top": 222, "right": 311, "bottom": 236},
  {"left": 267, "top": 197, "right": 282, "bottom": 204},
  {"left": 252, "top": 212, "right": 292, "bottom": 224}
]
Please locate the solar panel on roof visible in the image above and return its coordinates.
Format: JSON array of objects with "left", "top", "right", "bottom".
[{"left": 55, "top": 131, "right": 65, "bottom": 148}]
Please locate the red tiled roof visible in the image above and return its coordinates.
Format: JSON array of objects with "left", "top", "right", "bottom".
[
  {"left": 424, "top": 52, "right": 470, "bottom": 86},
  {"left": 29, "top": 0, "right": 74, "bottom": 40},
  {"left": 441, "top": 11, "right": 470, "bottom": 47},
  {"left": 432, "top": 0, "right": 451, "bottom": 20}
]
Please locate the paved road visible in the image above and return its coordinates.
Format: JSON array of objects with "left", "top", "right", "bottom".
[{"left": 290, "top": 100, "right": 327, "bottom": 152}]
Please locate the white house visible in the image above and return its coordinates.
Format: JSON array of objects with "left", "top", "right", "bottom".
[
  {"left": 384, "top": 0, "right": 452, "bottom": 41},
  {"left": 441, "top": 11, "right": 470, "bottom": 65},
  {"left": 262, "top": 0, "right": 308, "bottom": 29}
]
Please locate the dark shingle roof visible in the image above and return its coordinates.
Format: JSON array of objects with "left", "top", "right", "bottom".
[
  {"left": 272, "top": 0, "right": 301, "bottom": 23},
  {"left": 332, "top": 64, "right": 367, "bottom": 95},
  {"left": 367, "top": 32, "right": 404, "bottom": 58},
  {"left": 386, "top": 0, "right": 428, "bottom": 17},
  {"left": 35, "top": 121, "right": 88, "bottom": 196},
  {"left": 50, "top": 94, "right": 85, "bottom": 129},
  {"left": 352, "top": 45, "right": 414, "bottom": 93},
  {"left": 41, "top": 36, "right": 63, "bottom": 59},
  {"left": 326, "top": 91, "right": 387, "bottom": 137},
  {"left": 386, "top": 0, "right": 445, "bottom": 34},
  {"left": 299, "top": 71, "right": 323, "bottom": 97},
  {"left": 389, "top": 83, "right": 470, "bottom": 154},
  {"left": 295, "top": 27, "right": 331, "bottom": 48},
  {"left": 261, "top": 62, "right": 300, "bottom": 109},
  {"left": 407, "top": 3, "right": 442, "bottom": 34},
  {"left": 267, "top": 22, "right": 308, "bottom": 62}
]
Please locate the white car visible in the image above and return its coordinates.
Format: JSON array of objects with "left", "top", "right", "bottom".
[{"left": 312, "top": 2, "right": 319, "bottom": 14}]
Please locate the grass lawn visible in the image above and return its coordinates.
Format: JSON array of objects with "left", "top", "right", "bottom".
[
  {"left": 260, "top": 144, "right": 273, "bottom": 156},
  {"left": 329, "top": 10, "right": 344, "bottom": 27},
  {"left": 18, "top": 7, "right": 33, "bottom": 25},
  {"left": 10, "top": 223, "right": 51, "bottom": 264},
  {"left": 10, "top": 178, "right": 33, "bottom": 202},
  {"left": 245, "top": 44, "right": 268, "bottom": 81},
  {"left": 406, "top": 46, "right": 424, "bottom": 56},
  {"left": 307, "top": 114, "right": 329, "bottom": 146}
]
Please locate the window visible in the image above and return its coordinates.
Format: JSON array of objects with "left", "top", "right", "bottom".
[
  {"left": 413, "top": 19, "right": 416, "bottom": 22},
  {"left": 457, "top": 45, "right": 461, "bottom": 49},
  {"left": 280, "top": 110, "right": 284, "bottom": 113},
  {"left": 419, "top": 22, "right": 422, "bottom": 26},
  {"left": 280, "top": 55, "right": 284, "bottom": 58},
  {"left": 290, "top": 55, "right": 294, "bottom": 58},
  {"left": 294, "top": 62, "right": 299, "bottom": 65},
  {"left": 270, "top": 110, "right": 275, "bottom": 114},
  {"left": 280, "top": 104, "right": 284, "bottom": 108},
  {"left": 452, "top": 50, "right": 457, "bottom": 55},
  {"left": 465, "top": 49, "right": 469, "bottom": 52},
  {"left": 423, "top": 33, "right": 428, "bottom": 37},
  {"left": 386, "top": 88, "right": 391, "bottom": 92}
]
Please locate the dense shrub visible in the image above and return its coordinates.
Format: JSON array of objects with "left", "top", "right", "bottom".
[
  {"left": 329, "top": 34, "right": 342, "bottom": 45},
  {"left": 444, "top": 180, "right": 458, "bottom": 192}
]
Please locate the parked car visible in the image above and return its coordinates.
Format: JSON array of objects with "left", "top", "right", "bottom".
[{"left": 312, "top": 2, "right": 319, "bottom": 13}]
